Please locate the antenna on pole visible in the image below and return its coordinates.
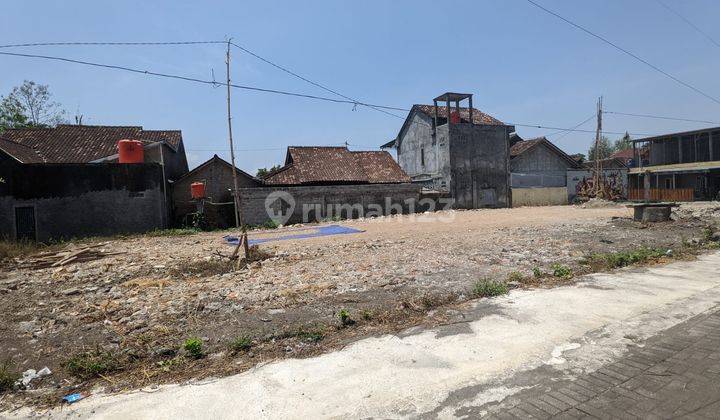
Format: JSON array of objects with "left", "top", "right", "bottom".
[{"left": 225, "top": 38, "right": 249, "bottom": 264}]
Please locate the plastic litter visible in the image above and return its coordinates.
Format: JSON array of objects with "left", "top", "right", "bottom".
[
  {"left": 62, "top": 393, "right": 87, "bottom": 404},
  {"left": 19, "top": 367, "right": 52, "bottom": 387}
]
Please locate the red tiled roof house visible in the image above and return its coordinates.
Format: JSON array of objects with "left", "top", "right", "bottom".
[{"left": 0, "top": 124, "right": 189, "bottom": 241}]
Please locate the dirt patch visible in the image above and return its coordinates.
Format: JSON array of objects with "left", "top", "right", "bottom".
[{"left": 1, "top": 203, "right": 719, "bottom": 410}]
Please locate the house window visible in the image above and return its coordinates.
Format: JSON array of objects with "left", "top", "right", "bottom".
[
  {"left": 665, "top": 178, "right": 672, "bottom": 189},
  {"left": 421, "top": 148, "right": 425, "bottom": 166}
]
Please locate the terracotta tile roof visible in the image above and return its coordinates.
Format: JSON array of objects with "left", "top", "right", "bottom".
[
  {"left": 263, "top": 146, "right": 410, "bottom": 185},
  {"left": 0, "top": 124, "right": 183, "bottom": 163},
  {"left": 0, "top": 137, "right": 45, "bottom": 163},
  {"left": 353, "top": 151, "right": 412, "bottom": 184},
  {"left": 510, "top": 137, "right": 581, "bottom": 168},
  {"left": 176, "top": 154, "right": 260, "bottom": 184},
  {"left": 610, "top": 148, "right": 634, "bottom": 159},
  {"left": 510, "top": 138, "right": 544, "bottom": 157},
  {"left": 414, "top": 104, "right": 505, "bottom": 126}
]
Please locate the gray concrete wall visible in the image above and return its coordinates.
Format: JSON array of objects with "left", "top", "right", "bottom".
[
  {"left": 446, "top": 124, "right": 510, "bottom": 209},
  {"left": 0, "top": 163, "right": 166, "bottom": 242},
  {"left": 510, "top": 143, "right": 573, "bottom": 188},
  {"left": 396, "top": 111, "right": 451, "bottom": 190},
  {"left": 238, "top": 183, "right": 423, "bottom": 226},
  {"left": 0, "top": 190, "right": 165, "bottom": 242}
]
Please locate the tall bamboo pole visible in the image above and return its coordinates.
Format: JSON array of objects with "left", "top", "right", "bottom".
[{"left": 226, "top": 40, "right": 249, "bottom": 261}]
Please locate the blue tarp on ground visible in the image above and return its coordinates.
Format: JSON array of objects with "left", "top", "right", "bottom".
[{"left": 224, "top": 225, "right": 364, "bottom": 246}]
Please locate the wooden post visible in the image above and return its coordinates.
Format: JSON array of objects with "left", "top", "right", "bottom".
[
  {"left": 710, "top": 131, "right": 714, "bottom": 161},
  {"left": 226, "top": 40, "right": 249, "bottom": 261},
  {"left": 644, "top": 172, "right": 651, "bottom": 202},
  {"left": 678, "top": 136, "right": 683, "bottom": 163},
  {"left": 446, "top": 99, "right": 451, "bottom": 127},
  {"left": 468, "top": 95, "right": 473, "bottom": 125},
  {"left": 594, "top": 96, "right": 603, "bottom": 197}
]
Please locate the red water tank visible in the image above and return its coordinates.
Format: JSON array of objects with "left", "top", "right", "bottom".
[
  {"left": 118, "top": 140, "right": 144, "bottom": 163},
  {"left": 450, "top": 111, "right": 461, "bottom": 124},
  {"left": 191, "top": 182, "right": 206, "bottom": 199}
]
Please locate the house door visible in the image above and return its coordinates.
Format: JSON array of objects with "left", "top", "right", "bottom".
[
  {"left": 472, "top": 172, "right": 497, "bottom": 208},
  {"left": 15, "top": 206, "right": 36, "bottom": 241}
]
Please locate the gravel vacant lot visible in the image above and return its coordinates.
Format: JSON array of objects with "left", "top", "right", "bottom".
[{"left": 1, "top": 202, "right": 719, "bottom": 410}]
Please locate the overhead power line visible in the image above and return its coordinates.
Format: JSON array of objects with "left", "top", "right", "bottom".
[
  {"left": 229, "top": 41, "right": 405, "bottom": 120},
  {"left": 0, "top": 41, "right": 226, "bottom": 48},
  {"left": 604, "top": 111, "right": 720, "bottom": 125},
  {"left": 0, "top": 50, "right": 407, "bottom": 112},
  {"left": 524, "top": 0, "right": 720, "bottom": 106},
  {"left": 186, "top": 142, "right": 378, "bottom": 152},
  {"left": 0, "top": 39, "right": 405, "bottom": 119},
  {"left": 507, "top": 121, "right": 652, "bottom": 137},
  {"left": 545, "top": 114, "right": 596, "bottom": 139},
  {"left": 654, "top": 0, "right": 720, "bottom": 49},
  {"left": 0, "top": 50, "right": 659, "bottom": 138}
]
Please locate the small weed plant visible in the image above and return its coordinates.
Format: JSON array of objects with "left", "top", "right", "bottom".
[
  {"left": 147, "top": 228, "right": 200, "bottom": 237},
  {"left": 472, "top": 279, "right": 509, "bottom": 298},
  {"left": 507, "top": 271, "right": 529, "bottom": 284},
  {"left": 183, "top": 338, "right": 204, "bottom": 359},
  {"left": 583, "top": 247, "right": 668, "bottom": 270},
  {"left": 0, "top": 360, "right": 20, "bottom": 393},
  {"left": 338, "top": 309, "right": 355, "bottom": 326},
  {"left": 551, "top": 264, "right": 573, "bottom": 279},
  {"left": 229, "top": 336, "right": 253, "bottom": 353},
  {"left": 703, "top": 226, "right": 717, "bottom": 242},
  {"left": 296, "top": 326, "right": 325, "bottom": 342},
  {"left": 66, "top": 348, "right": 121, "bottom": 379},
  {"left": 262, "top": 220, "right": 279, "bottom": 230}
]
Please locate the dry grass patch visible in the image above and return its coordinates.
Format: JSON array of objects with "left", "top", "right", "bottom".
[
  {"left": 169, "top": 258, "right": 235, "bottom": 277},
  {"left": 0, "top": 239, "right": 61, "bottom": 263}
]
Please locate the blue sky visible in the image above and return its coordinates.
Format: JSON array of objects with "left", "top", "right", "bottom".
[{"left": 2, "top": 0, "right": 720, "bottom": 173}]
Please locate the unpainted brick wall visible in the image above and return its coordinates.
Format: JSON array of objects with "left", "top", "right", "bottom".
[{"left": 238, "top": 183, "right": 423, "bottom": 226}]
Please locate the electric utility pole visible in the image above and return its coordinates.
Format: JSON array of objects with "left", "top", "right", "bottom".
[
  {"left": 226, "top": 39, "right": 249, "bottom": 261},
  {"left": 594, "top": 96, "right": 604, "bottom": 197}
]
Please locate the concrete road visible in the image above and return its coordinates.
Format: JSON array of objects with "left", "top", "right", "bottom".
[{"left": 15, "top": 252, "right": 720, "bottom": 419}]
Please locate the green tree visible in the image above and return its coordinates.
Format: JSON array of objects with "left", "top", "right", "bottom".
[
  {"left": 570, "top": 153, "right": 586, "bottom": 164},
  {"left": 0, "top": 95, "right": 29, "bottom": 132},
  {"left": 256, "top": 165, "right": 282, "bottom": 178},
  {"left": 613, "top": 132, "right": 632, "bottom": 153},
  {"left": 0, "top": 80, "right": 66, "bottom": 132},
  {"left": 588, "top": 136, "right": 613, "bottom": 161}
]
